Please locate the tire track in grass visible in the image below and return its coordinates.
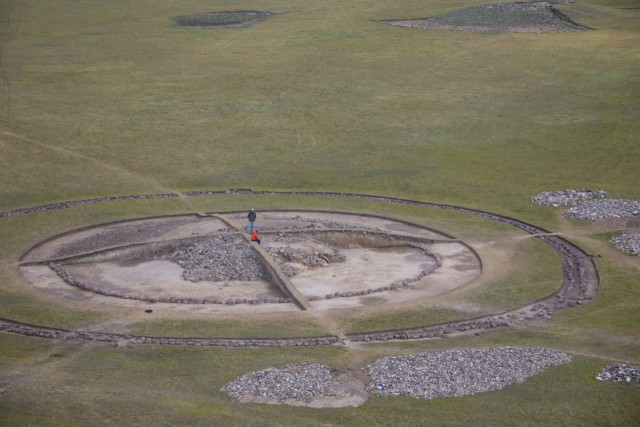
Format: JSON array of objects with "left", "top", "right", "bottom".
[{"left": 0, "top": 130, "right": 201, "bottom": 213}]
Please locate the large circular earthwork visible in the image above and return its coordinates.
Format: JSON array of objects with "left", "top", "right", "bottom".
[{"left": 2, "top": 190, "right": 599, "bottom": 346}]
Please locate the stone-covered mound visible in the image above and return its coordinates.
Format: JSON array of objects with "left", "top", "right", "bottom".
[
  {"left": 531, "top": 189, "right": 608, "bottom": 207},
  {"left": 374, "top": 2, "right": 590, "bottom": 33},
  {"left": 596, "top": 363, "right": 640, "bottom": 383},
  {"left": 174, "top": 235, "right": 268, "bottom": 282},
  {"left": 221, "top": 363, "right": 334, "bottom": 403},
  {"left": 365, "top": 347, "right": 571, "bottom": 399},
  {"left": 173, "top": 10, "right": 277, "bottom": 28},
  {"left": 220, "top": 347, "right": 572, "bottom": 407}
]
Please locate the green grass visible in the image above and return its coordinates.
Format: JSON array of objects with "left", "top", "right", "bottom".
[
  {"left": 0, "top": 336, "right": 638, "bottom": 426},
  {"left": 0, "top": 0, "right": 639, "bottom": 425},
  {"left": 129, "top": 316, "right": 330, "bottom": 339},
  {"left": 465, "top": 235, "right": 563, "bottom": 310},
  {"left": 343, "top": 306, "right": 473, "bottom": 334},
  {"left": 2, "top": 0, "right": 638, "bottom": 211}
]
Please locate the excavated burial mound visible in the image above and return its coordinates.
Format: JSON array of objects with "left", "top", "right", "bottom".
[{"left": 20, "top": 212, "right": 481, "bottom": 312}]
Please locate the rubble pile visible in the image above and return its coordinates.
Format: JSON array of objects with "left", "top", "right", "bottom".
[
  {"left": 174, "top": 235, "right": 267, "bottom": 282},
  {"left": 266, "top": 236, "right": 346, "bottom": 277},
  {"left": 565, "top": 199, "right": 640, "bottom": 221},
  {"left": 611, "top": 232, "right": 640, "bottom": 256},
  {"left": 531, "top": 189, "right": 608, "bottom": 207},
  {"left": 221, "top": 363, "right": 334, "bottom": 402},
  {"left": 596, "top": 364, "right": 640, "bottom": 383},
  {"left": 364, "top": 347, "right": 571, "bottom": 399}
]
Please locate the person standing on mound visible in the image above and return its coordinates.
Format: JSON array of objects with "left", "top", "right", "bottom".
[
  {"left": 251, "top": 230, "right": 261, "bottom": 245},
  {"left": 246, "top": 208, "right": 257, "bottom": 232}
]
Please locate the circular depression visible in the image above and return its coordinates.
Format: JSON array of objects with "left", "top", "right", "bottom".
[{"left": 20, "top": 211, "right": 481, "bottom": 313}]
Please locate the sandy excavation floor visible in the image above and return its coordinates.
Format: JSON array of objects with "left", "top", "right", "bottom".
[{"left": 20, "top": 211, "right": 481, "bottom": 313}]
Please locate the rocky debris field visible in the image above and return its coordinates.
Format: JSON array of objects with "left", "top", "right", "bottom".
[
  {"left": 174, "top": 235, "right": 267, "bottom": 282},
  {"left": 364, "top": 347, "right": 571, "bottom": 400},
  {"left": 531, "top": 189, "right": 608, "bottom": 207},
  {"left": 565, "top": 199, "right": 640, "bottom": 222},
  {"left": 596, "top": 364, "right": 640, "bottom": 383},
  {"left": 265, "top": 235, "right": 346, "bottom": 277},
  {"left": 611, "top": 232, "right": 640, "bottom": 256},
  {"left": 375, "top": 2, "right": 589, "bottom": 33},
  {"left": 221, "top": 363, "right": 334, "bottom": 402},
  {"left": 220, "top": 347, "right": 572, "bottom": 405},
  {"left": 54, "top": 216, "right": 215, "bottom": 258},
  {"left": 532, "top": 189, "right": 640, "bottom": 255}
]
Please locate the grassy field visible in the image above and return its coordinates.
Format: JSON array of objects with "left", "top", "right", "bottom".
[{"left": 0, "top": 0, "right": 639, "bottom": 425}]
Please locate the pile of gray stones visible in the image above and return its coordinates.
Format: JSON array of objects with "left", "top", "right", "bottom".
[
  {"left": 596, "top": 364, "right": 640, "bottom": 383},
  {"left": 565, "top": 199, "right": 640, "bottom": 222},
  {"left": 221, "top": 347, "right": 571, "bottom": 403},
  {"left": 611, "top": 233, "right": 640, "bottom": 256},
  {"left": 174, "top": 235, "right": 267, "bottom": 282},
  {"left": 532, "top": 189, "right": 640, "bottom": 256},
  {"left": 364, "top": 347, "right": 571, "bottom": 400},
  {"left": 221, "top": 363, "right": 333, "bottom": 402},
  {"left": 531, "top": 189, "right": 608, "bottom": 207}
]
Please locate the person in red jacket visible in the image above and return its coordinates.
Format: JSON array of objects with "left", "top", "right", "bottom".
[{"left": 250, "top": 229, "right": 261, "bottom": 245}]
